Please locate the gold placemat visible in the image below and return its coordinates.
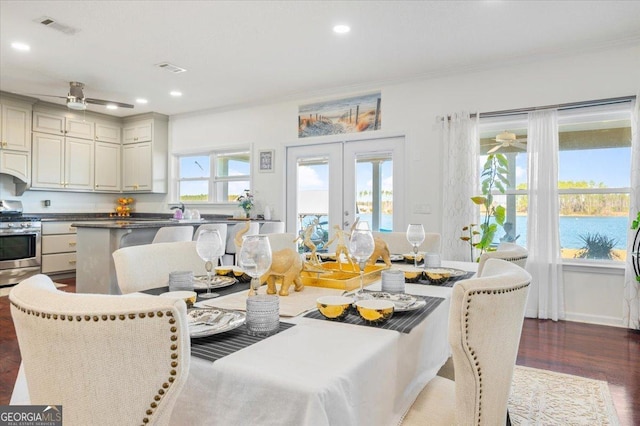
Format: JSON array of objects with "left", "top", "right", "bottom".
[{"left": 196, "top": 285, "right": 346, "bottom": 317}]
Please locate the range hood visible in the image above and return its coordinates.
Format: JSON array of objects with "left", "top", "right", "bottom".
[{"left": 0, "top": 171, "right": 30, "bottom": 196}]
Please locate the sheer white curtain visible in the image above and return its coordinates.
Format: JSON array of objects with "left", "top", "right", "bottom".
[
  {"left": 440, "top": 112, "right": 479, "bottom": 261},
  {"left": 623, "top": 99, "right": 639, "bottom": 329},
  {"left": 525, "top": 109, "right": 565, "bottom": 320}
]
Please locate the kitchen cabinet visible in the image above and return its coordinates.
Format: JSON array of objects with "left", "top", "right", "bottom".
[
  {"left": 32, "top": 133, "right": 94, "bottom": 190},
  {"left": 95, "top": 121, "right": 121, "bottom": 144},
  {"left": 123, "top": 120, "right": 152, "bottom": 144},
  {"left": 122, "top": 142, "right": 152, "bottom": 191},
  {"left": 95, "top": 141, "right": 121, "bottom": 191},
  {"left": 33, "top": 110, "right": 95, "bottom": 140},
  {"left": 1, "top": 103, "right": 31, "bottom": 152},
  {"left": 0, "top": 150, "right": 29, "bottom": 182},
  {"left": 121, "top": 114, "right": 168, "bottom": 193},
  {"left": 41, "top": 221, "right": 77, "bottom": 274}
]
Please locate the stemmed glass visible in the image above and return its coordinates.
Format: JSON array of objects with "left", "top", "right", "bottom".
[
  {"left": 196, "top": 229, "right": 224, "bottom": 299},
  {"left": 239, "top": 235, "right": 273, "bottom": 296},
  {"left": 349, "top": 221, "right": 375, "bottom": 299},
  {"left": 406, "top": 224, "right": 425, "bottom": 268}
]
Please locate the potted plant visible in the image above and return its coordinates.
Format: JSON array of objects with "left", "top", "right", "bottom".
[
  {"left": 236, "top": 190, "right": 254, "bottom": 218},
  {"left": 460, "top": 153, "right": 508, "bottom": 261}
]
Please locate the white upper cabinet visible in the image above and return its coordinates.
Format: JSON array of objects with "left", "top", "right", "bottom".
[
  {"left": 33, "top": 111, "right": 95, "bottom": 140},
  {"left": 32, "top": 133, "right": 94, "bottom": 190},
  {"left": 95, "top": 141, "right": 121, "bottom": 191},
  {"left": 123, "top": 120, "right": 152, "bottom": 144},
  {"left": 122, "top": 142, "right": 152, "bottom": 191},
  {"left": 1, "top": 103, "right": 31, "bottom": 152},
  {"left": 95, "top": 122, "right": 121, "bottom": 144}
]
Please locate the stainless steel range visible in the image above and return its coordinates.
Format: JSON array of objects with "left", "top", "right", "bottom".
[{"left": 0, "top": 200, "right": 41, "bottom": 286}]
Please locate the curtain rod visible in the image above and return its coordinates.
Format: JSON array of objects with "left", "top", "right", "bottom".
[{"left": 473, "top": 95, "right": 636, "bottom": 119}]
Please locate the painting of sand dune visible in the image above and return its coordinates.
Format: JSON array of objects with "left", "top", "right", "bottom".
[{"left": 298, "top": 92, "right": 381, "bottom": 138}]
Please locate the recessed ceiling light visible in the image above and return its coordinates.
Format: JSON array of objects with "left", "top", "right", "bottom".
[
  {"left": 170, "top": 91, "right": 182, "bottom": 97},
  {"left": 333, "top": 24, "right": 350, "bottom": 34},
  {"left": 106, "top": 105, "right": 118, "bottom": 110},
  {"left": 136, "top": 98, "right": 148, "bottom": 104},
  {"left": 11, "top": 42, "right": 30, "bottom": 51}
]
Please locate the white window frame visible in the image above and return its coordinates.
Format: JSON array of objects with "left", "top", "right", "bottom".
[{"left": 172, "top": 146, "right": 252, "bottom": 205}]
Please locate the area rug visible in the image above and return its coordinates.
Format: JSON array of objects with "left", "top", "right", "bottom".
[
  {"left": 0, "top": 282, "right": 66, "bottom": 297},
  {"left": 509, "top": 365, "right": 620, "bottom": 425}
]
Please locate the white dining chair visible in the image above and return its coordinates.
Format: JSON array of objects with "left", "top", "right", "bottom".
[
  {"left": 401, "top": 259, "right": 531, "bottom": 425},
  {"left": 113, "top": 241, "right": 207, "bottom": 293},
  {"left": 9, "top": 274, "right": 190, "bottom": 426},
  {"left": 152, "top": 226, "right": 194, "bottom": 244},
  {"left": 477, "top": 241, "right": 529, "bottom": 276},
  {"left": 372, "top": 231, "right": 441, "bottom": 254},
  {"left": 265, "top": 232, "right": 297, "bottom": 252},
  {"left": 193, "top": 223, "right": 228, "bottom": 243},
  {"left": 260, "top": 222, "right": 285, "bottom": 234},
  {"left": 223, "top": 222, "right": 260, "bottom": 265}
]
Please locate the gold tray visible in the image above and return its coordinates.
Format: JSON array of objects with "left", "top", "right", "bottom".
[{"left": 300, "top": 262, "right": 387, "bottom": 291}]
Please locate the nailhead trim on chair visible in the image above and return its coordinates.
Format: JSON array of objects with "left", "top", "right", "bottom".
[
  {"left": 501, "top": 255, "right": 528, "bottom": 263},
  {"left": 10, "top": 301, "right": 181, "bottom": 426},
  {"left": 462, "top": 282, "right": 530, "bottom": 425}
]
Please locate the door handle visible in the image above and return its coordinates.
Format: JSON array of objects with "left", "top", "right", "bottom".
[{"left": 344, "top": 221, "right": 350, "bottom": 227}]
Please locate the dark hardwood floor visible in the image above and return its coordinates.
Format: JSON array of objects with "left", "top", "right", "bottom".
[{"left": 1, "top": 278, "right": 639, "bottom": 425}]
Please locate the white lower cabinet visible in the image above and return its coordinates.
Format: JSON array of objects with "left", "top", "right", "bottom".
[{"left": 41, "top": 221, "right": 77, "bottom": 274}]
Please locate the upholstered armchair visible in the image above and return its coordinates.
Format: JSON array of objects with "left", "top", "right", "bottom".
[
  {"left": 265, "top": 232, "right": 298, "bottom": 252},
  {"left": 402, "top": 259, "right": 531, "bottom": 425},
  {"left": 113, "top": 241, "right": 207, "bottom": 293},
  {"left": 193, "top": 223, "right": 228, "bottom": 243},
  {"left": 10, "top": 274, "right": 190, "bottom": 426},
  {"left": 372, "top": 231, "right": 441, "bottom": 254},
  {"left": 152, "top": 225, "right": 194, "bottom": 244},
  {"left": 477, "top": 242, "right": 529, "bottom": 276}
]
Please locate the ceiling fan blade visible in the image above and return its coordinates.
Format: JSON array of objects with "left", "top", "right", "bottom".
[
  {"left": 85, "top": 98, "right": 134, "bottom": 108},
  {"left": 512, "top": 141, "right": 527, "bottom": 150},
  {"left": 487, "top": 145, "right": 501, "bottom": 154},
  {"left": 24, "top": 93, "right": 68, "bottom": 99}
]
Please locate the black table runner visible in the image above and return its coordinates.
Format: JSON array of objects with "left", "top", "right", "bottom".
[
  {"left": 190, "top": 322, "right": 295, "bottom": 363},
  {"left": 304, "top": 294, "right": 444, "bottom": 334}
]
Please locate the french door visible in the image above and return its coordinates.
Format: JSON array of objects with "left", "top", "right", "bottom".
[{"left": 285, "top": 136, "right": 405, "bottom": 250}]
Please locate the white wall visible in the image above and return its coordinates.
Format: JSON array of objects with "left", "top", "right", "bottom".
[{"left": 169, "top": 43, "right": 640, "bottom": 326}]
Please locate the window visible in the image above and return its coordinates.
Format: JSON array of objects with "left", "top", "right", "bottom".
[
  {"left": 175, "top": 149, "right": 251, "bottom": 203},
  {"left": 479, "top": 102, "right": 632, "bottom": 263}
]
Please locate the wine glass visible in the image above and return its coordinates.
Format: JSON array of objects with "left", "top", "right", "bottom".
[
  {"left": 196, "top": 229, "right": 224, "bottom": 299},
  {"left": 349, "top": 221, "right": 375, "bottom": 299},
  {"left": 239, "top": 235, "right": 273, "bottom": 296},
  {"left": 406, "top": 224, "right": 425, "bottom": 268}
]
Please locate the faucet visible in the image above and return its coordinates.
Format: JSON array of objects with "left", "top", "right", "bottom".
[{"left": 170, "top": 203, "right": 185, "bottom": 213}]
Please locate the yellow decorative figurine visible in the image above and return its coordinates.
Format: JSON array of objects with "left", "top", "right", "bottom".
[
  {"left": 294, "top": 219, "right": 321, "bottom": 265},
  {"left": 325, "top": 225, "right": 355, "bottom": 270},
  {"left": 260, "top": 248, "right": 305, "bottom": 296}
]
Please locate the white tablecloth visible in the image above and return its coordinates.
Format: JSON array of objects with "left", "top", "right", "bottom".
[{"left": 170, "top": 282, "right": 455, "bottom": 426}]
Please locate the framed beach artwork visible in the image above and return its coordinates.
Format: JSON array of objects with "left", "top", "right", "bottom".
[
  {"left": 259, "top": 149, "right": 275, "bottom": 172},
  {"left": 298, "top": 92, "right": 382, "bottom": 138}
]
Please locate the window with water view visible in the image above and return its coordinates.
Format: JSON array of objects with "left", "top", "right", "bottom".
[{"left": 479, "top": 106, "right": 631, "bottom": 262}]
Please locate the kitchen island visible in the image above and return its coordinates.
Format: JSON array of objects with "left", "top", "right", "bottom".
[{"left": 72, "top": 218, "right": 262, "bottom": 294}]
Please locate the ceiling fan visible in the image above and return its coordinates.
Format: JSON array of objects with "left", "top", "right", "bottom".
[
  {"left": 30, "top": 81, "right": 134, "bottom": 111},
  {"left": 486, "top": 131, "right": 527, "bottom": 153}
]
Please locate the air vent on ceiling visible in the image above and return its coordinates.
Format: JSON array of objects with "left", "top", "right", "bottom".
[
  {"left": 156, "top": 62, "right": 187, "bottom": 74},
  {"left": 34, "top": 16, "right": 79, "bottom": 35}
]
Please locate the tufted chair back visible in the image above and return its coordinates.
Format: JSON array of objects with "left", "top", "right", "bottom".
[
  {"left": 372, "top": 231, "right": 441, "bottom": 255},
  {"left": 401, "top": 258, "right": 530, "bottom": 425},
  {"left": 477, "top": 242, "right": 529, "bottom": 276},
  {"left": 10, "top": 274, "right": 190, "bottom": 426},
  {"left": 113, "top": 241, "right": 207, "bottom": 293},
  {"left": 449, "top": 258, "right": 531, "bottom": 425}
]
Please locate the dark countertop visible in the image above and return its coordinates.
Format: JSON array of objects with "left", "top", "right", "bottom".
[{"left": 71, "top": 218, "right": 243, "bottom": 229}]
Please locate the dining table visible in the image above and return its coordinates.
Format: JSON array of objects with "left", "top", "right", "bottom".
[
  {"left": 9, "top": 260, "right": 477, "bottom": 425},
  {"left": 168, "top": 260, "right": 478, "bottom": 426}
]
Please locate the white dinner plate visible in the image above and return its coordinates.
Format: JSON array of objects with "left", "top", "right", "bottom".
[
  {"left": 193, "top": 275, "right": 237, "bottom": 290},
  {"left": 187, "top": 308, "right": 246, "bottom": 338},
  {"left": 389, "top": 254, "right": 404, "bottom": 262},
  {"left": 365, "top": 291, "right": 424, "bottom": 312}
]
